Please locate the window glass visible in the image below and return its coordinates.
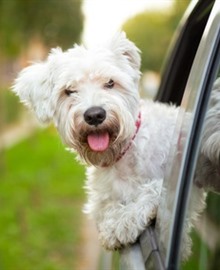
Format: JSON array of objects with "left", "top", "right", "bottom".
[
  {"left": 155, "top": 1, "right": 220, "bottom": 266},
  {"left": 181, "top": 68, "right": 220, "bottom": 269}
]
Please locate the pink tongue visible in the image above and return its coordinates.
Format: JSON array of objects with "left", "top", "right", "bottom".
[{"left": 87, "top": 132, "right": 110, "bottom": 152}]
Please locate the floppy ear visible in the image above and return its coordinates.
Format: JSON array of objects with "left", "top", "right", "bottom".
[
  {"left": 12, "top": 62, "right": 55, "bottom": 123},
  {"left": 109, "top": 32, "right": 141, "bottom": 71}
]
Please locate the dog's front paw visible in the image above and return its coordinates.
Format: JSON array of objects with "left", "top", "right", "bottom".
[
  {"left": 95, "top": 184, "right": 160, "bottom": 250},
  {"left": 98, "top": 229, "right": 123, "bottom": 250},
  {"left": 98, "top": 207, "right": 156, "bottom": 250},
  {"left": 98, "top": 224, "right": 140, "bottom": 250}
]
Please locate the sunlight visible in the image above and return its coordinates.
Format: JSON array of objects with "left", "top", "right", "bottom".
[{"left": 82, "top": 0, "right": 173, "bottom": 46}]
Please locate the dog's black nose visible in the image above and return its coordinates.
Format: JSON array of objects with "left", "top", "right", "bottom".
[{"left": 84, "top": 106, "right": 106, "bottom": 126}]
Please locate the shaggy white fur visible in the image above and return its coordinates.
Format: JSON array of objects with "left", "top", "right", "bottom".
[{"left": 12, "top": 32, "right": 215, "bottom": 260}]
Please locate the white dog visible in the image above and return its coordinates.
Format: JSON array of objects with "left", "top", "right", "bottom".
[{"left": 12, "top": 32, "right": 213, "bottom": 259}]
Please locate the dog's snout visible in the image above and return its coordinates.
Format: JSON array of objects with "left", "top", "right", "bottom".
[{"left": 84, "top": 106, "right": 106, "bottom": 126}]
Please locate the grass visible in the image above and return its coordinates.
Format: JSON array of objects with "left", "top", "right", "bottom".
[
  {"left": 182, "top": 229, "right": 211, "bottom": 270},
  {"left": 0, "top": 127, "right": 85, "bottom": 270},
  {"left": 0, "top": 88, "right": 23, "bottom": 127}
]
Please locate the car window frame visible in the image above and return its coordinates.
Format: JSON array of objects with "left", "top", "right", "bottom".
[
  {"left": 156, "top": 0, "right": 215, "bottom": 106},
  {"left": 165, "top": 1, "right": 220, "bottom": 268}
]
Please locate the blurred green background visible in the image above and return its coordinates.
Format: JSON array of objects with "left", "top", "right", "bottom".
[{"left": 0, "top": 0, "right": 189, "bottom": 269}]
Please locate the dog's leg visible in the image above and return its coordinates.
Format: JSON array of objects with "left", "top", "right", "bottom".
[{"left": 95, "top": 179, "right": 162, "bottom": 250}]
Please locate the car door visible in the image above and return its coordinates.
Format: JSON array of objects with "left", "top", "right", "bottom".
[{"left": 157, "top": 0, "right": 220, "bottom": 269}]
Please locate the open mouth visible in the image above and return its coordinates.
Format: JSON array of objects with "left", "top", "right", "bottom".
[{"left": 87, "top": 131, "right": 110, "bottom": 152}]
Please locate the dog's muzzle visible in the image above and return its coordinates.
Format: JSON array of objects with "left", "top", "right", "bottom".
[{"left": 83, "top": 106, "right": 109, "bottom": 152}]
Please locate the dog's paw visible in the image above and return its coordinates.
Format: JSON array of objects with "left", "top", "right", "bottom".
[
  {"left": 98, "top": 207, "right": 157, "bottom": 250},
  {"left": 95, "top": 186, "right": 160, "bottom": 251},
  {"left": 98, "top": 230, "right": 123, "bottom": 250},
  {"left": 98, "top": 224, "right": 139, "bottom": 250}
]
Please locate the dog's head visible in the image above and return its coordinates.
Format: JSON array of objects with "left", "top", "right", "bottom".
[{"left": 12, "top": 32, "right": 141, "bottom": 166}]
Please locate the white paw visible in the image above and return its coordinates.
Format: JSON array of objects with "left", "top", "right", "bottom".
[
  {"left": 98, "top": 205, "right": 157, "bottom": 250},
  {"left": 98, "top": 222, "right": 140, "bottom": 250}
]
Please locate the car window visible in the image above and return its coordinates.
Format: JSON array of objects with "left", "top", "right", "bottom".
[
  {"left": 181, "top": 52, "right": 220, "bottom": 270},
  {"left": 154, "top": 1, "right": 220, "bottom": 269}
]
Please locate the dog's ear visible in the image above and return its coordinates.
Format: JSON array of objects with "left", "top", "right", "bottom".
[
  {"left": 109, "top": 32, "right": 141, "bottom": 71},
  {"left": 12, "top": 61, "right": 55, "bottom": 123}
]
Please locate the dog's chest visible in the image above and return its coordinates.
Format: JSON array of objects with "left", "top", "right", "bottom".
[{"left": 87, "top": 158, "right": 149, "bottom": 203}]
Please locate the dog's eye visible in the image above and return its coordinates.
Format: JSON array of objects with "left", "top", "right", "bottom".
[
  {"left": 104, "top": 79, "right": 114, "bottom": 89},
  {"left": 64, "top": 89, "right": 78, "bottom": 96}
]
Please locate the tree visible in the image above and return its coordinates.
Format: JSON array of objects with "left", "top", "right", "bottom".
[
  {"left": 0, "top": 0, "right": 84, "bottom": 58},
  {"left": 122, "top": 0, "right": 191, "bottom": 73},
  {"left": 123, "top": 11, "right": 173, "bottom": 72},
  {"left": 169, "top": 0, "right": 191, "bottom": 30}
]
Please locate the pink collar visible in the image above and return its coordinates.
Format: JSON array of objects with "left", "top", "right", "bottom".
[{"left": 116, "top": 112, "right": 141, "bottom": 162}]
